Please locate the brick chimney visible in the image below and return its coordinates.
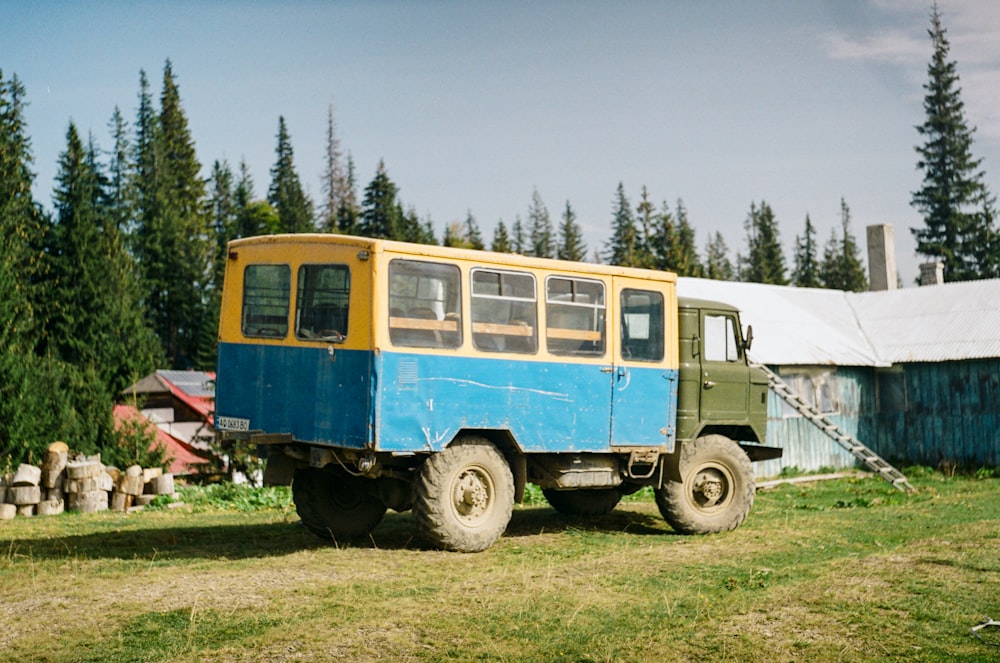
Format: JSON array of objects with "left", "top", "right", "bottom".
[
  {"left": 919, "top": 261, "right": 944, "bottom": 286},
  {"left": 866, "top": 224, "right": 897, "bottom": 291}
]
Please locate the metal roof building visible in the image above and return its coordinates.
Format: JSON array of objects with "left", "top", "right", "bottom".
[
  {"left": 679, "top": 277, "right": 1000, "bottom": 366},
  {"left": 678, "top": 277, "right": 1000, "bottom": 472}
]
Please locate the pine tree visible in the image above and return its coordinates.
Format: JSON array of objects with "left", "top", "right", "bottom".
[
  {"left": 557, "top": 201, "right": 587, "bottom": 261},
  {"left": 359, "top": 160, "right": 401, "bottom": 239},
  {"left": 820, "top": 199, "right": 868, "bottom": 292},
  {"left": 673, "top": 200, "right": 703, "bottom": 277},
  {"left": 319, "top": 104, "right": 349, "bottom": 233},
  {"left": 511, "top": 216, "right": 526, "bottom": 254},
  {"left": 268, "top": 116, "right": 314, "bottom": 234},
  {"left": 131, "top": 61, "right": 214, "bottom": 369},
  {"left": 234, "top": 160, "right": 279, "bottom": 238},
  {"left": 792, "top": 214, "right": 821, "bottom": 287},
  {"left": 632, "top": 187, "right": 656, "bottom": 269},
  {"left": 738, "top": 200, "right": 788, "bottom": 284},
  {"left": 604, "top": 182, "right": 642, "bottom": 267},
  {"left": 337, "top": 153, "right": 359, "bottom": 234},
  {"left": 911, "top": 5, "right": 996, "bottom": 282},
  {"left": 527, "top": 189, "right": 555, "bottom": 258},
  {"left": 45, "top": 125, "right": 160, "bottom": 391},
  {"left": 106, "top": 106, "right": 133, "bottom": 233},
  {"left": 704, "top": 231, "right": 735, "bottom": 281},
  {"left": 492, "top": 220, "right": 512, "bottom": 253},
  {"left": 464, "top": 211, "right": 485, "bottom": 250}
]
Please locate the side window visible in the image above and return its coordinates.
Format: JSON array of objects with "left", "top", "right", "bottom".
[
  {"left": 471, "top": 269, "right": 537, "bottom": 354},
  {"left": 296, "top": 264, "right": 350, "bottom": 341},
  {"left": 388, "top": 260, "right": 462, "bottom": 348},
  {"left": 546, "top": 276, "right": 605, "bottom": 356},
  {"left": 242, "top": 264, "right": 290, "bottom": 338},
  {"left": 704, "top": 314, "right": 740, "bottom": 362},
  {"left": 620, "top": 289, "right": 664, "bottom": 362}
]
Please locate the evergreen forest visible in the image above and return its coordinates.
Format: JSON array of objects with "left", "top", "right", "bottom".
[{"left": 0, "top": 8, "right": 996, "bottom": 467}]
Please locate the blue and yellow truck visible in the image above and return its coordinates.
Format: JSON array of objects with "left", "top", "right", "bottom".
[{"left": 215, "top": 234, "right": 780, "bottom": 551}]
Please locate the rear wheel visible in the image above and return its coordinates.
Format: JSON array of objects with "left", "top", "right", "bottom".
[
  {"left": 293, "top": 467, "right": 387, "bottom": 541},
  {"left": 542, "top": 488, "right": 622, "bottom": 516},
  {"left": 414, "top": 437, "right": 514, "bottom": 552},
  {"left": 655, "top": 435, "right": 754, "bottom": 534}
]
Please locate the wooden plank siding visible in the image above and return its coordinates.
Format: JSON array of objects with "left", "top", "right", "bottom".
[
  {"left": 870, "top": 358, "right": 1000, "bottom": 468},
  {"left": 753, "top": 359, "right": 1000, "bottom": 478}
]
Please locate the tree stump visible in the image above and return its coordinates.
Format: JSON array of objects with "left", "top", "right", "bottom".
[
  {"left": 110, "top": 492, "right": 134, "bottom": 512},
  {"left": 0, "top": 504, "right": 15, "bottom": 520},
  {"left": 36, "top": 498, "right": 64, "bottom": 516},
  {"left": 15, "top": 505, "right": 34, "bottom": 517},
  {"left": 42, "top": 442, "right": 69, "bottom": 488},
  {"left": 69, "top": 490, "right": 109, "bottom": 513},
  {"left": 7, "top": 485, "right": 41, "bottom": 505},
  {"left": 118, "top": 465, "right": 144, "bottom": 497},
  {"left": 12, "top": 464, "right": 41, "bottom": 487},
  {"left": 149, "top": 474, "right": 175, "bottom": 495},
  {"left": 66, "top": 460, "right": 102, "bottom": 480}
]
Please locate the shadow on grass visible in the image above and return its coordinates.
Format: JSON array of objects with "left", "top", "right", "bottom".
[{"left": 1, "top": 505, "right": 675, "bottom": 561}]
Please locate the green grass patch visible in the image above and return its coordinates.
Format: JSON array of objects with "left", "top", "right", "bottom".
[{"left": 0, "top": 472, "right": 997, "bottom": 661}]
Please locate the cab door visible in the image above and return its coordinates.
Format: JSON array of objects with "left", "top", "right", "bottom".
[
  {"left": 609, "top": 277, "right": 678, "bottom": 451},
  {"left": 698, "top": 309, "right": 749, "bottom": 421}
]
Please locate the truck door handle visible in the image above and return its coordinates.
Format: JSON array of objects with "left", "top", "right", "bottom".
[
  {"left": 600, "top": 367, "right": 615, "bottom": 373},
  {"left": 703, "top": 380, "right": 716, "bottom": 389}
]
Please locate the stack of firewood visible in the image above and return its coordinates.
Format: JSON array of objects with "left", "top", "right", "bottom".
[{"left": 0, "top": 441, "right": 178, "bottom": 519}]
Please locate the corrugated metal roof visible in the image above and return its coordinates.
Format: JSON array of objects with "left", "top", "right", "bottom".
[
  {"left": 678, "top": 278, "right": 880, "bottom": 366},
  {"left": 850, "top": 278, "right": 1000, "bottom": 363},
  {"left": 156, "top": 370, "right": 215, "bottom": 398},
  {"left": 678, "top": 276, "right": 1000, "bottom": 366}
]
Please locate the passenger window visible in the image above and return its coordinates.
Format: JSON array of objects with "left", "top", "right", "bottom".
[
  {"left": 546, "top": 277, "right": 605, "bottom": 356},
  {"left": 296, "top": 264, "right": 350, "bottom": 341},
  {"left": 242, "top": 264, "right": 291, "bottom": 338},
  {"left": 704, "top": 314, "right": 740, "bottom": 362},
  {"left": 471, "top": 269, "right": 537, "bottom": 354},
  {"left": 620, "top": 289, "right": 664, "bottom": 362},
  {"left": 388, "top": 260, "right": 462, "bottom": 348}
]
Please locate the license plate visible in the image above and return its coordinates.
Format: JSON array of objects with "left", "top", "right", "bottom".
[{"left": 216, "top": 416, "right": 250, "bottom": 432}]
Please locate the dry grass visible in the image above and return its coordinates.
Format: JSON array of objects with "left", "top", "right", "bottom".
[{"left": 0, "top": 473, "right": 998, "bottom": 662}]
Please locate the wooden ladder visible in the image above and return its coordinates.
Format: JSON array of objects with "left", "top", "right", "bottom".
[{"left": 754, "top": 363, "right": 914, "bottom": 493}]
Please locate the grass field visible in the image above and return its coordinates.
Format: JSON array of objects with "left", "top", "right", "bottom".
[{"left": 0, "top": 471, "right": 998, "bottom": 662}]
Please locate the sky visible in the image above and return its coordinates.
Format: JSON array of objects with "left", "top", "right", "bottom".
[{"left": 5, "top": 0, "right": 1000, "bottom": 286}]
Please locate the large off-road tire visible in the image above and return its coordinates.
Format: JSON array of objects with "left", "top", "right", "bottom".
[
  {"left": 655, "top": 435, "right": 754, "bottom": 534},
  {"left": 293, "top": 467, "right": 387, "bottom": 541},
  {"left": 542, "top": 487, "right": 623, "bottom": 516},
  {"left": 414, "top": 437, "right": 514, "bottom": 552}
]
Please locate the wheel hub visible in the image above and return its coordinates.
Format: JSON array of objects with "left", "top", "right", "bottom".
[
  {"left": 454, "top": 469, "right": 490, "bottom": 519},
  {"left": 693, "top": 470, "right": 725, "bottom": 506}
]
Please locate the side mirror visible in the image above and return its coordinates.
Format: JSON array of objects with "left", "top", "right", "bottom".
[{"left": 743, "top": 325, "right": 753, "bottom": 352}]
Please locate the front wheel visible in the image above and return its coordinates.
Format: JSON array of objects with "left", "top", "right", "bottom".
[
  {"left": 655, "top": 435, "right": 754, "bottom": 534},
  {"left": 293, "top": 467, "right": 387, "bottom": 541},
  {"left": 414, "top": 437, "right": 514, "bottom": 552}
]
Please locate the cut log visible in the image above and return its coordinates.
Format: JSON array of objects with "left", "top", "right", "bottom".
[
  {"left": 142, "top": 467, "right": 163, "bottom": 484},
  {"left": 42, "top": 443, "right": 68, "bottom": 487},
  {"left": 46, "top": 486, "right": 65, "bottom": 502},
  {"left": 149, "top": 474, "right": 175, "bottom": 495},
  {"left": 12, "top": 463, "right": 41, "bottom": 487},
  {"left": 36, "top": 498, "right": 64, "bottom": 516},
  {"left": 110, "top": 492, "right": 133, "bottom": 512},
  {"left": 0, "top": 503, "right": 15, "bottom": 520},
  {"left": 66, "top": 460, "right": 102, "bottom": 480},
  {"left": 118, "top": 465, "right": 144, "bottom": 496},
  {"left": 98, "top": 472, "right": 114, "bottom": 493},
  {"left": 0, "top": 486, "right": 5, "bottom": 504},
  {"left": 7, "top": 485, "right": 41, "bottom": 505},
  {"left": 133, "top": 494, "right": 155, "bottom": 507},
  {"left": 104, "top": 466, "right": 121, "bottom": 484},
  {"left": 68, "top": 490, "right": 109, "bottom": 513},
  {"left": 16, "top": 505, "right": 35, "bottom": 517}
]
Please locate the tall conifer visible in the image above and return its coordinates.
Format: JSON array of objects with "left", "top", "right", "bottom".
[
  {"left": 911, "top": 6, "right": 997, "bottom": 281},
  {"left": 557, "top": 201, "right": 587, "bottom": 262},
  {"left": 268, "top": 116, "right": 314, "bottom": 234}
]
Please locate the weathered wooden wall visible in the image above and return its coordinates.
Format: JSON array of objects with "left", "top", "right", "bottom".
[{"left": 755, "top": 359, "right": 1000, "bottom": 478}]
